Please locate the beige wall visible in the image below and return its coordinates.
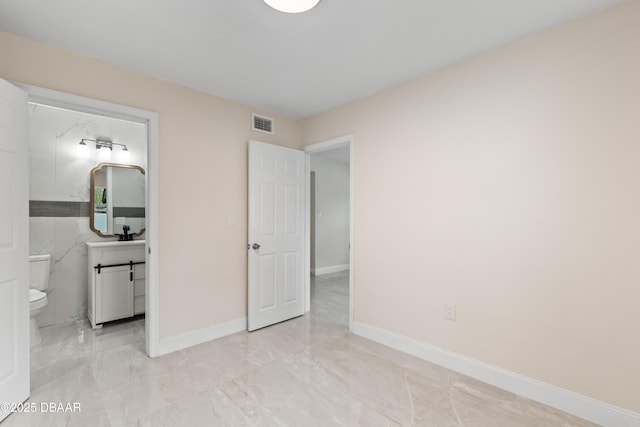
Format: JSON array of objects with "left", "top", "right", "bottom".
[
  {"left": 0, "top": 31, "right": 303, "bottom": 339},
  {"left": 302, "top": 1, "right": 640, "bottom": 413}
]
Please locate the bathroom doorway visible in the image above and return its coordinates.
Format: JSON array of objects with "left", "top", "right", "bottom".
[
  {"left": 21, "top": 84, "right": 159, "bottom": 357},
  {"left": 305, "top": 135, "right": 354, "bottom": 331}
]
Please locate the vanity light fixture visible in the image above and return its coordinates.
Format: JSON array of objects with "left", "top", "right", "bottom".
[
  {"left": 78, "top": 138, "right": 131, "bottom": 163},
  {"left": 263, "top": 0, "right": 320, "bottom": 14}
]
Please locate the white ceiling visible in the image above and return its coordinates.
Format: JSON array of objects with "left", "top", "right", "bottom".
[{"left": 0, "top": 0, "right": 623, "bottom": 119}]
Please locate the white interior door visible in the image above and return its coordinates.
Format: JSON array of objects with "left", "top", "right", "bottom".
[
  {"left": 248, "top": 140, "right": 305, "bottom": 331},
  {"left": 0, "top": 79, "right": 29, "bottom": 422}
]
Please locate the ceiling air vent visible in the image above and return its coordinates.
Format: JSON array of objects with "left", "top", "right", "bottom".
[{"left": 252, "top": 113, "right": 274, "bottom": 135}]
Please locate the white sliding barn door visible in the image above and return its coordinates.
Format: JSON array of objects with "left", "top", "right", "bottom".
[
  {"left": 248, "top": 141, "right": 305, "bottom": 331},
  {"left": 0, "top": 78, "right": 29, "bottom": 422}
]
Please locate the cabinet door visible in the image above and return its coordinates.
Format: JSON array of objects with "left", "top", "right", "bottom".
[{"left": 95, "top": 266, "right": 133, "bottom": 323}]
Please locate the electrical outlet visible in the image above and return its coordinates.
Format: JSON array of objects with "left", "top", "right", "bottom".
[
  {"left": 445, "top": 304, "right": 457, "bottom": 321},
  {"left": 227, "top": 216, "right": 236, "bottom": 228}
]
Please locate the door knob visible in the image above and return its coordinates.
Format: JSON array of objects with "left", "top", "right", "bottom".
[{"left": 252, "top": 243, "right": 261, "bottom": 250}]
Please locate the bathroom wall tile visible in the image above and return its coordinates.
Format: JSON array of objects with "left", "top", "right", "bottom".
[
  {"left": 52, "top": 110, "right": 146, "bottom": 203},
  {"left": 54, "top": 119, "right": 100, "bottom": 203},
  {"left": 51, "top": 218, "right": 94, "bottom": 324},
  {"left": 29, "top": 200, "right": 91, "bottom": 217},
  {"left": 112, "top": 206, "right": 145, "bottom": 218},
  {"left": 28, "top": 103, "right": 57, "bottom": 201},
  {"left": 29, "top": 217, "right": 56, "bottom": 256}
]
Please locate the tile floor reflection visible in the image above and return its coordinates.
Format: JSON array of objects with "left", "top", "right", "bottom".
[{"left": 5, "top": 271, "right": 597, "bottom": 426}]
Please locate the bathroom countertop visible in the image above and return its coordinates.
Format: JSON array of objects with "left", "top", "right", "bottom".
[{"left": 86, "top": 240, "right": 145, "bottom": 248}]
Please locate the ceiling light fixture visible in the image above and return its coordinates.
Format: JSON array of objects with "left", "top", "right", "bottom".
[{"left": 263, "top": 0, "right": 320, "bottom": 14}]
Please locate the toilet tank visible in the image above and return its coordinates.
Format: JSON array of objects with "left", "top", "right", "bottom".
[{"left": 29, "top": 254, "right": 51, "bottom": 291}]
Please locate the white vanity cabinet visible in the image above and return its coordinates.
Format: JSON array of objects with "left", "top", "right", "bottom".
[{"left": 87, "top": 240, "right": 145, "bottom": 329}]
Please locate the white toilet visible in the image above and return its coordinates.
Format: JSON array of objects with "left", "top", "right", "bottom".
[{"left": 29, "top": 254, "right": 51, "bottom": 347}]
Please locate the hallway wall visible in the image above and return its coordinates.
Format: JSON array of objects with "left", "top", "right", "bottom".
[{"left": 310, "top": 155, "right": 350, "bottom": 274}]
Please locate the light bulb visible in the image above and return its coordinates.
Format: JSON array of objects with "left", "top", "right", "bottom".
[
  {"left": 98, "top": 146, "right": 111, "bottom": 161},
  {"left": 77, "top": 141, "right": 90, "bottom": 158},
  {"left": 118, "top": 147, "right": 130, "bottom": 163}
]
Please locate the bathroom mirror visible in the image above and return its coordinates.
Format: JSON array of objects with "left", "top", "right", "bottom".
[{"left": 90, "top": 163, "right": 145, "bottom": 238}]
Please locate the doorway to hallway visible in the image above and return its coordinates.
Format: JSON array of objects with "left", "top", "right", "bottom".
[{"left": 305, "top": 135, "right": 353, "bottom": 331}]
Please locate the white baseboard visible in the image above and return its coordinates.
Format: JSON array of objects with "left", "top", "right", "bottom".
[
  {"left": 158, "top": 317, "right": 247, "bottom": 356},
  {"left": 353, "top": 322, "right": 640, "bottom": 427},
  {"left": 312, "top": 264, "right": 349, "bottom": 276}
]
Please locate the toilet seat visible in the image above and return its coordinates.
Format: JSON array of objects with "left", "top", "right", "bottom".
[
  {"left": 29, "top": 289, "right": 47, "bottom": 311},
  {"left": 30, "top": 289, "right": 46, "bottom": 303}
]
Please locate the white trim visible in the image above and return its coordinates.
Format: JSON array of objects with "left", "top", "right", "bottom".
[
  {"left": 304, "top": 152, "right": 311, "bottom": 312},
  {"left": 145, "top": 113, "right": 160, "bottom": 357},
  {"left": 353, "top": 321, "right": 640, "bottom": 427},
  {"left": 305, "top": 136, "right": 352, "bottom": 153},
  {"left": 158, "top": 317, "right": 247, "bottom": 356},
  {"left": 19, "top": 84, "right": 151, "bottom": 125},
  {"left": 304, "top": 135, "right": 354, "bottom": 333},
  {"left": 312, "top": 264, "right": 350, "bottom": 276},
  {"left": 15, "top": 83, "right": 161, "bottom": 358}
]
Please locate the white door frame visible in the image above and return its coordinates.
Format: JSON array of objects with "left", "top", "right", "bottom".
[
  {"left": 0, "top": 78, "right": 29, "bottom": 423},
  {"left": 15, "top": 83, "right": 160, "bottom": 357},
  {"left": 304, "top": 135, "right": 354, "bottom": 332}
]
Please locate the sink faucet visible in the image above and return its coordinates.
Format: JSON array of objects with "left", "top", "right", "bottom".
[{"left": 119, "top": 225, "right": 131, "bottom": 241}]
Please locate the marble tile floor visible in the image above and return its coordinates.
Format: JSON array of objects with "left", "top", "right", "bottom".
[{"left": 4, "top": 271, "right": 597, "bottom": 427}]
